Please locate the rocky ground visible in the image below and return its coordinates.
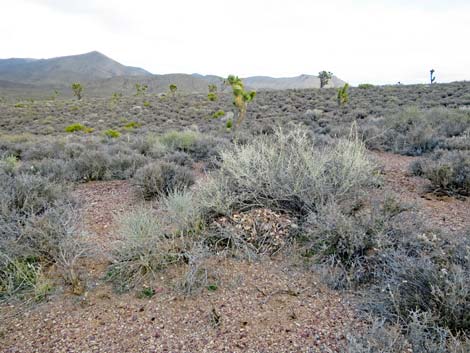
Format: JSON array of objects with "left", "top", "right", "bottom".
[{"left": 1, "top": 151, "right": 468, "bottom": 352}]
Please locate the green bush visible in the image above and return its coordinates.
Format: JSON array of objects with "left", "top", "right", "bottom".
[
  {"left": 358, "top": 83, "right": 374, "bottom": 89},
  {"left": 104, "top": 129, "right": 121, "bottom": 138},
  {"left": 0, "top": 155, "right": 19, "bottom": 175},
  {"left": 207, "top": 93, "right": 218, "bottom": 102},
  {"left": 123, "top": 121, "right": 142, "bottom": 130},
  {"left": 65, "top": 123, "right": 93, "bottom": 133},
  {"left": 212, "top": 110, "right": 225, "bottom": 119},
  {"left": 159, "top": 130, "right": 199, "bottom": 151}
]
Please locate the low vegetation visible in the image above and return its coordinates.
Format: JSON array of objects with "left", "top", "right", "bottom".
[
  {"left": 1, "top": 81, "right": 469, "bottom": 350},
  {"left": 132, "top": 161, "right": 194, "bottom": 200}
]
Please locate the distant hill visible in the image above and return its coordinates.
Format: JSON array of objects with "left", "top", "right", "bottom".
[
  {"left": 243, "top": 74, "right": 345, "bottom": 90},
  {"left": 0, "top": 51, "right": 151, "bottom": 85},
  {"left": 0, "top": 51, "right": 346, "bottom": 98}
]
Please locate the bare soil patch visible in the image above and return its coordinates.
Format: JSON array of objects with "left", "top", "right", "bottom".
[{"left": 371, "top": 151, "right": 470, "bottom": 233}]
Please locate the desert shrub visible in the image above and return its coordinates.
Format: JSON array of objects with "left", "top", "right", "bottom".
[
  {"left": 207, "top": 93, "right": 218, "bottom": 102},
  {"left": 303, "top": 196, "right": 424, "bottom": 289},
  {"left": 164, "top": 151, "right": 194, "bottom": 167},
  {"left": 131, "top": 135, "right": 168, "bottom": 157},
  {"left": 0, "top": 173, "right": 86, "bottom": 298},
  {"left": 441, "top": 134, "right": 470, "bottom": 151},
  {"left": 361, "top": 107, "right": 470, "bottom": 155},
  {"left": 68, "top": 150, "right": 111, "bottom": 181},
  {"left": 61, "top": 142, "right": 86, "bottom": 159},
  {"left": 0, "top": 256, "right": 52, "bottom": 301},
  {"left": 19, "top": 158, "right": 71, "bottom": 182},
  {"left": 17, "top": 139, "right": 148, "bottom": 182},
  {"left": 358, "top": 83, "right": 374, "bottom": 89},
  {"left": 346, "top": 318, "right": 410, "bottom": 352},
  {"left": 104, "top": 129, "right": 121, "bottom": 138},
  {"left": 212, "top": 110, "right": 225, "bottom": 119},
  {"left": 157, "top": 130, "right": 223, "bottom": 162},
  {"left": 365, "top": 243, "right": 470, "bottom": 337},
  {"left": 196, "top": 127, "right": 377, "bottom": 218},
  {"left": 123, "top": 121, "right": 142, "bottom": 130},
  {"left": 65, "top": 123, "right": 92, "bottom": 133},
  {"left": 132, "top": 161, "right": 195, "bottom": 200},
  {"left": 106, "top": 145, "right": 148, "bottom": 179},
  {"left": 177, "top": 243, "right": 216, "bottom": 296},
  {"left": 0, "top": 155, "right": 19, "bottom": 175},
  {"left": 0, "top": 173, "right": 68, "bottom": 218},
  {"left": 20, "top": 140, "right": 63, "bottom": 161},
  {"left": 23, "top": 205, "right": 90, "bottom": 292},
  {"left": 159, "top": 130, "right": 199, "bottom": 151},
  {"left": 413, "top": 151, "right": 470, "bottom": 196},
  {"left": 184, "top": 135, "right": 225, "bottom": 162},
  {"left": 107, "top": 208, "right": 188, "bottom": 291},
  {"left": 347, "top": 315, "right": 470, "bottom": 353}
]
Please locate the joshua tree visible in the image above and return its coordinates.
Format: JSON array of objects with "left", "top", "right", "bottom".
[
  {"left": 337, "top": 83, "right": 349, "bottom": 106},
  {"left": 207, "top": 84, "right": 218, "bottom": 101},
  {"left": 110, "top": 92, "right": 122, "bottom": 106},
  {"left": 430, "top": 69, "right": 436, "bottom": 84},
  {"left": 71, "top": 83, "right": 83, "bottom": 100},
  {"left": 169, "top": 84, "right": 177, "bottom": 97},
  {"left": 135, "top": 83, "right": 148, "bottom": 96},
  {"left": 225, "top": 75, "right": 256, "bottom": 129},
  {"left": 318, "top": 71, "right": 333, "bottom": 88},
  {"left": 208, "top": 84, "right": 217, "bottom": 93}
]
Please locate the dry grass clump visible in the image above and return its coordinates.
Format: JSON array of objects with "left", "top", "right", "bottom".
[{"left": 107, "top": 207, "right": 195, "bottom": 292}]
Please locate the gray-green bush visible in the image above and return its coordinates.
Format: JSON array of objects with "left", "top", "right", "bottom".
[
  {"left": 197, "top": 127, "right": 377, "bottom": 218},
  {"left": 132, "top": 161, "right": 195, "bottom": 200}
]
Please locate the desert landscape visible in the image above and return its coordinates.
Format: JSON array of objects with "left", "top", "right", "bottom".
[
  {"left": 0, "top": 50, "right": 469, "bottom": 352},
  {"left": 1, "top": 1, "right": 470, "bottom": 351}
]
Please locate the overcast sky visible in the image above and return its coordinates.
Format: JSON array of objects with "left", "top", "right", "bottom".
[{"left": 1, "top": 0, "right": 469, "bottom": 85}]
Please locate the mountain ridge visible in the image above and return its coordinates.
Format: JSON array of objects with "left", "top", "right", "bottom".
[{"left": 0, "top": 51, "right": 346, "bottom": 97}]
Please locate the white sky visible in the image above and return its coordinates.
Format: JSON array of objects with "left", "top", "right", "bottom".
[{"left": 0, "top": 0, "right": 469, "bottom": 85}]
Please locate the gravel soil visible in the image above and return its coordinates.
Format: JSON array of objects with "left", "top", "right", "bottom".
[
  {"left": 1, "top": 151, "right": 468, "bottom": 352},
  {"left": 1, "top": 258, "right": 358, "bottom": 353}
]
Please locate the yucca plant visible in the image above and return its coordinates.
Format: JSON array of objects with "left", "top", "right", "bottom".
[
  {"left": 71, "top": 83, "right": 83, "bottom": 100},
  {"left": 337, "top": 83, "right": 349, "bottom": 106},
  {"left": 169, "top": 84, "right": 177, "bottom": 98},
  {"left": 225, "top": 75, "right": 256, "bottom": 130},
  {"left": 318, "top": 71, "right": 333, "bottom": 88}
]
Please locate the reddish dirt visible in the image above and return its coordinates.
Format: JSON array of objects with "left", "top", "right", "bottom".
[
  {"left": 72, "top": 180, "right": 137, "bottom": 249},
  {"left": 1, "top": 258, "right": 358, "bottom": 353},
  {"left": 370, "top": 151, "right": 470, "bottom": 233}
]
